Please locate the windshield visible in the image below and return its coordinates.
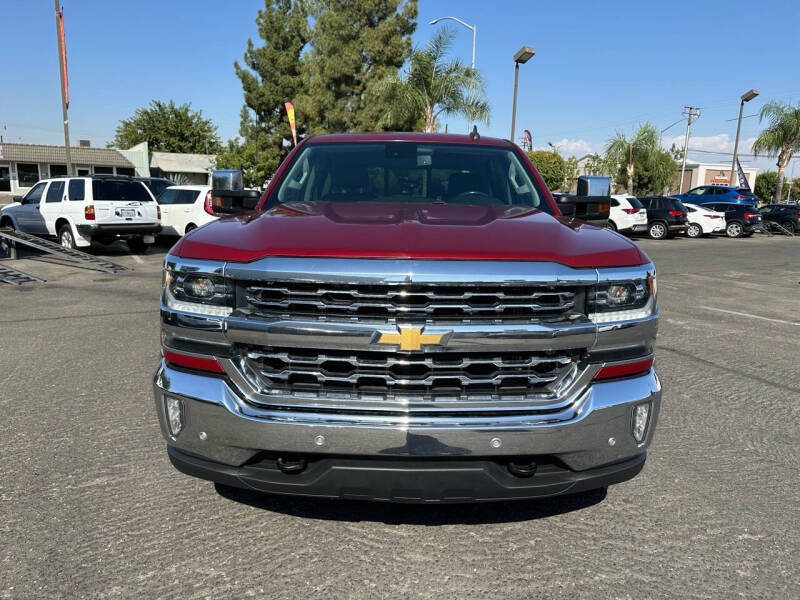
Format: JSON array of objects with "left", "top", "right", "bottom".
[
  {"left": 92, "top": 180, "right": 152, "bottom": 202},
  {"left": 267, "top": 142, "right": 550, "bottom": 212}
]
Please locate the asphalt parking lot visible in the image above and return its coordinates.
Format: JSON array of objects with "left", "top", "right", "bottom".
[{"left": 1, "top": 234, "right": 798, "bottom": 599}]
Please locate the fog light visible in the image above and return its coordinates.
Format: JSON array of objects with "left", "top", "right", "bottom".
[
  {"left": 165, "top": 396, "right": 184, "bottom": 437},
  {"left": 632, "top": 403, "right": 650, "bottom": 443}
]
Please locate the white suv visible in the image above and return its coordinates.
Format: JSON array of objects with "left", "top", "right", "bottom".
[
  {"left": 156, "top": 185, "right": 218, "bottom": 236},
  {"left": 0, "top": 176, "right": 161, "bottom": 252},
  {"left": 608, "top": 195, "right": 648, "bottom": 234}
]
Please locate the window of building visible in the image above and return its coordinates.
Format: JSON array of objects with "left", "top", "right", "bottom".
[
  {"left": 0, "top": 166, "right": 10, "bottom": 192},
  {"left": 77, "top": 168, "right": 91, "bottom": 176},
  {"left": 116, "top": 167, "right": 135, "bottom": 176},
  {"left": 94, "top": 166, "right": 114, "bottom": 175},
  {"left": 50, "top": 164, "right": 68, "bottom": 177},
  {"left": 17, "top": 163, "right": 40, "bottom": 187},
  {"left": 45, "top": 180, "right": 64, "bottom": 203}
]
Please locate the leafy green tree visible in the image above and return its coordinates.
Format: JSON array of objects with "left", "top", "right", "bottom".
[
  {"left": 563, "top": 156, "right": 579, "bottom": 192},
  {"left": 226, "top": 0, "right": 308, "bottom": 181},
  {"left": 112, "top": 100, "right": 220, "bottom": 153},
  {"left": 614, "top": 148, "right": 677, "bottom": 195},
  {"left": 753, "top": 171, "right": 799, "bottom": 203},
  {"left": 752, "top": 101, "right": 800, "bottom": 201},
  {"left": 214, "top": 139, "right": 272, "bottom": 188},
  {"left": 527, "top": 150, "right": 566, "bottom": 191},
  {"left": 583, "top": 153, "right": 605, "bottom": 175},
  {"left": 603, "top": 123, "right": 661, "bottom": 194},
  {"left": 378, "top": 27, "right": 490, "bottom": 132},
  {"left": 298, "top": 0, "right": 417, "bottom": 133}
]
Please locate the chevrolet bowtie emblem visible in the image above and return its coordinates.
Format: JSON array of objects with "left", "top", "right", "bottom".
[{"left": 376, "top": 327, "right": 445, "bottom": 351}]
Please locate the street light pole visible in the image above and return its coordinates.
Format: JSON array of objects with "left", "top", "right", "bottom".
[
  {"left": 430, "top": 17, "right": 476, "bottom": 133},
  {"left": 730, "top": 89, "right": 759, "bottom": 188},
  {"left": 54, "top": 0, "right": 72, "bottom": 175},
  {"left": 510, "top": 46, "right": 535, "bottom": 144}
]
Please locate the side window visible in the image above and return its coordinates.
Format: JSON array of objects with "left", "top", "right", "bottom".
[
  {"left": 688, "top": 187, "right": 705, "bottom": 195},
  {"left": 686, "top": 205, "right": 696, "bottom": 213},
  {"left": 158, "top": 189, "right": 178, "bottom": 204},
  {"left": 177, "top": 190, "right": 199, "bottom": 204},
  {"left": 713, "top": 187, "right": 727, "bottom": 195},
  {"left": 703, "top": 187, "right": 717, "bottom": 195},
  {"left": 24, "top": 182, "right": 47, "bottom": 203},
  {"left": 610, "top": 198, "right": 619, "bottom": 207},
  {"left": 68, "top": 179, "right": 85, "bottom": 201},
  {"left": 45, "top": 181, "right": 65, "bottom": 203}
]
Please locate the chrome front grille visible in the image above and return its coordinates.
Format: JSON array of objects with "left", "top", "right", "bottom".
[
  {"left": 239, "top": 282, "right": 582, "bottom": 323},
  {"left": 239, "top": 346, "right": 581, "bottom": 402}
]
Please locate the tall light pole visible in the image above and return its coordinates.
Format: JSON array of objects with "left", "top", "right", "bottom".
[
  {"left": 730, "top": 88, "right": 759, "bottom": 187},
  {"left": 54, "top": 0, "right": 72, "bottom": 175},
  {"left": 429, "top": 16, "right": 476, "bottom": 132},
  {"left": 510, "top": 46, "right": 535, "bottom": 144},
  {"left": 679, "top": 106, "right": 700, "bottom": 193}
]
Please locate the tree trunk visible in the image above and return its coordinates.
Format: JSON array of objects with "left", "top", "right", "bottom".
[
  {"left": 626, "top": 163, "right": 634, "bottom": 194},
  {"left": 424, "top": 106, "right": 436, "bottom": 133},
  {"left": 775, "top": 162, "right": 786, "bottom": 202}
]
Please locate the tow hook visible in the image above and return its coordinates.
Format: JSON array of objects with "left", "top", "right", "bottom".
[
  {"left": 508, "top": 460, "right": 537, "bottom": 478},
  {"left": 276, "top": 457, "right": 308, "bottom": 474}
]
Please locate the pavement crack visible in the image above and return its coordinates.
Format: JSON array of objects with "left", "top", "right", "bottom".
[{"left": 659, "top": 345, "right": 800, "bottom": 394}]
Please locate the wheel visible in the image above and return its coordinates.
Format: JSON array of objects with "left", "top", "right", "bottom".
[
  {"left": 58, "top": 224, "right": 76, "bottom": 249},
  {"left": 686, "top": 223, "right": 703, "bottom": 238},
  {"left": 0, "top": 217, "right": 15, "bottom": 230},
  {"left": 726, "top": 222, "right": 744, "bottom": 238},
  {"left": 184, "top": 223, "right": 197, "bottom": 234},
  {"left": 604, "top": 220, "right": 617, "bottom": 231},
  {"left": 126, "top": 237, "right": 150, "bottom": 253},
  {"left": 781, "top": 221, "right": 796, "bottom": 234},
  {"left": 648, "top": 221, "right": 668, "bottom": 240}
]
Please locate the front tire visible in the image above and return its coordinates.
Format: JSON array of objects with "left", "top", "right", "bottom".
[
  {"left": 726, "top": 222, "right": 744, "bottom": 238},
  {"left": 58, "top": 224, "right": 76, "bottom": 249},
  {"left": 648, "top": 221, "right": 668, "bottom": 240},
  {"left": 686, "top": 223, "right": 702, "bottom": 238},
  {"left": 126, "top": 236, "right": 150, "bottom": 253}
]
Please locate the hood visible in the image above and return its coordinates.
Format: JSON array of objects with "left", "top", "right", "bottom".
[{"left": 172, "top": 202, "right": 648, "bottom": 268}]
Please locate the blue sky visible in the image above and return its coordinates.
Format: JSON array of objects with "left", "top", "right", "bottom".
[{"left": 2, "top": 0, "right": 799, "bottom": 174}]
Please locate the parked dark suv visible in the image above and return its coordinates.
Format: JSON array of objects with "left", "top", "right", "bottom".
[
  {"left": 637, "top": 196, "right": 688, "bottom": 239},
  {"left": 758, "top": 204, "right": 800, "bottom": 234},
  {"left": 702, "top": 202, "right": 763, "bottom": 237}
]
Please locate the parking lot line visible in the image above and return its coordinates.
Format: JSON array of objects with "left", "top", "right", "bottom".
[
  {"left": 131, "top": 254, "right": 144, "bottom": 264},
  {"left": 698, "top": 305, "right": 800, "bottom": 326}
]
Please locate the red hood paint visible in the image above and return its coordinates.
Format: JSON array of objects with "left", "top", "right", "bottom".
[{"left": 172, "top": 202, "right": 649, "bottom": 268}]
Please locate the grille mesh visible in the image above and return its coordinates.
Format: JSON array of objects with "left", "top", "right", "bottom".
[
  {"left": 240, "top": 282, "right": 581, "bottom": 322},
  {"left": 241, "top": 346, "right": 579, "bottom": 400}
]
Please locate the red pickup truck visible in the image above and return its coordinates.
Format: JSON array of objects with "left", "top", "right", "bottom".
[{"left": 154, "top": 132, "right": 660, "bottom": 503}]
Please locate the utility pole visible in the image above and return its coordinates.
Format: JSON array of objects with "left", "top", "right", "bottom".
[
  {"left": 55, "top": 0, "right": 72, "bottom": 175},
  {"left": 679, "top": 106, "right": 700, "bottom": 193}
]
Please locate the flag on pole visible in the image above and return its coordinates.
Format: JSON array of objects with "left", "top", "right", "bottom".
[
  {"left": 736, "top": 158, "right": 750, "bottom": 191},
  {"left": 523, "top": 130, "right": 532, "bottom": 151},
  {"left": 58, "top": 8, "right": 69, "bottom": 108},
  {"left": 285, "top": 102, "right": 297, "bottom": 146}
]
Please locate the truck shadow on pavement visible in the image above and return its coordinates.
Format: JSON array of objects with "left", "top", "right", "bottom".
[{"left": 213, "top": 484, "right": 607, "bottom": 525}]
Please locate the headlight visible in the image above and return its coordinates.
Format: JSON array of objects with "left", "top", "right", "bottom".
[
  {"left": 162, "top": 266, "right": 233, "bottom": 316},
  {"left": 588, "top": 273, "right": 656, "bottom": 323}
]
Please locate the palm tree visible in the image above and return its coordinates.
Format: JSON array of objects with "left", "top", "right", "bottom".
[
  {"left": 752, "top": 101, "right": 800, "bottom": 202},
  {"left": 379, "top": 27, "right": 490, "bottom": 132},
  {"left": 603, "top": 123, "right": 661, "bottom": 194}
]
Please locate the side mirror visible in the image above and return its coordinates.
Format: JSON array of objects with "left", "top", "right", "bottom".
[
  {"left": 13, "top": 195, "right": 25, "bottom": 204},
  {"left": 558, "top": 203, "right": 576, "bottom": 217},
  {"left": 208, "top": 169, "right": 260, "bottom": 215}
]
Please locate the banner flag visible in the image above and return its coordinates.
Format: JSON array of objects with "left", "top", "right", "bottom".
[
  {"left": 523, "top": 129, "right": 532, "bottom": 151},
  {"left": 736, "top": 158, "right": 750, "bottom": 191},
  {"left": 285, "top": 102, "right": 297, "bottom": 146},
  {"left": 59, "top": 9, "right": 69, "bottom": 108}
]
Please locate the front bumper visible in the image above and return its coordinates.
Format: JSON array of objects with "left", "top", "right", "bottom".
[{"left": 153, "top": 361, "right": 661, "bottom": 500}]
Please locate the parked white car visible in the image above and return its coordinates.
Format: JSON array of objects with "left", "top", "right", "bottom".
[
  {"left": 0, "top": 176, "right": 161, "bottom": 252},
  {"left": 684, "top": 204, "right": 726, "bottom": 238},
  {"left": 156, "top": 185, "right": 218, "bottom": 236},
  {"left": 608, "top": 195, "right": 648, "bottom": 234}
]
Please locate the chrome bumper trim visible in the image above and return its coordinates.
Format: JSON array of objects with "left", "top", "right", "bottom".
[{"left": 153, "top": 361, "right": 661, "bottom": 471}]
